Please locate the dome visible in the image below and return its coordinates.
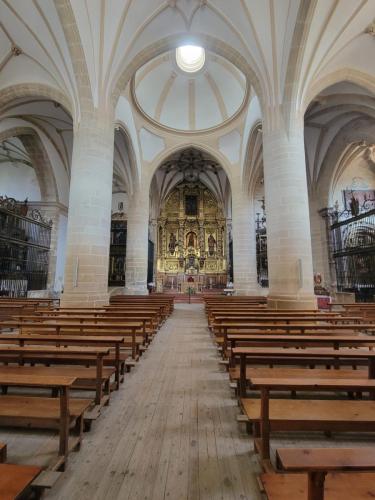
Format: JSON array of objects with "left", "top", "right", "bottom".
[{"left": 133, "top": 50, "right": 247, "bottom": 132}]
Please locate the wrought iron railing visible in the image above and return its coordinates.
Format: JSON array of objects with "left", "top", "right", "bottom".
[
  {"left": 108, "top": 220, "right": 127, "bottom": 286},
  {"left": 330, "top": 208, "right": 375, "bottom": 300},
  {"left": 255, "top": 203, "right": 268, "bottom": 287},
  {"left": 0, "top": 197, "right": 51, "bottom": 297}
]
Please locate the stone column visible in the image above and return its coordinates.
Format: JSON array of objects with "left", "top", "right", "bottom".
[
  {"left": 231, "top": 176, "right": 258, "bottom": 294},
  {"left": 61, "top": 111, "right": 114, "bottom": 306},
  {"left": 124, "top": 185, "right": 149, "bottom": 294},
  {"left": 262, "top": 113, "right": 316, "bottom": 309}
]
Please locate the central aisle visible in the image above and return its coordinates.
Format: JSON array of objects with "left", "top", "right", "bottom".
[{"left": 48, "top": 303, "right": 261, "bottom": 500}]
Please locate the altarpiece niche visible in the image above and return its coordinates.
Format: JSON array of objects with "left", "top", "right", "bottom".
[{"left": 156, "top": 181, "right": 227, "bottom": 292}]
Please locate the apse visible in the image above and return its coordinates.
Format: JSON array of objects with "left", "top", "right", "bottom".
[{"left": 150, "top": 148, "right": 232, "bottom": 292}]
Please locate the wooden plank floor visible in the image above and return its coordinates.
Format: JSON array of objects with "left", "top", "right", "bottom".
[{"left": 46, "top": 303, "right": 262, "bottom": 500}]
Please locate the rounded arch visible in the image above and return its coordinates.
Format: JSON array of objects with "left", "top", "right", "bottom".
[
  {"left": 242, "top": 121, "right": 263, "bottom": 198},
  {"left": 302, "top": 69, "right": 375, "bottom": 113},
  {"left": 111, "top": 33, "right": 265, "bottom": 114},
  {"left": 149, "top": 142, "right": 234, "bottom": 185},
  {"left": 149, "top": 144, "right": 233, "bottom": 221},
  {"left": 0, "top": 126, "right": 58, "bottom": 202},
  {"left": 316, "top": 118, "right": 375, "bottom": 207},
  {"left": 113, "top": 122, "right": 139, "bottom": 197},
  {"left": 0, "top": 83, "right": 74, "bottom": 119}
]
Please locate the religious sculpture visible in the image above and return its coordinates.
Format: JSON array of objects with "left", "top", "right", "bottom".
[
  {"left": 208, "top": 233, "right": 216, "bottom": 256},
  {"left": 168, "top": 232, "right": 177, "bottom": 254},
  {"left": 187, "top": 232, "right": 195, "bottom": 248}
]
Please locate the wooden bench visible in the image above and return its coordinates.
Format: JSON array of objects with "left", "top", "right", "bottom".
[
  {"left": 276, "top": 447, "right": 375, "bottom": 500},
  {"left": 260, "top": 471, "right": 375, "bottom": 500},
  {"left": 244, "top": 377, "right": 375, "bottom": 461},
  {"left": 0, "top": 345, "right": 110, "bottom": 406},
  {"left": 227, "top": 333, "right": 375, "bottom": 366},
  {"left": 0, "top": 333, "right": 125, "bottom": 391},
  {"left": 0, "top": 463, "right": 43, "bottom": 500},
  {"left": 0, "top": 374, "right": 91, "bottom": 470},
  {"left": 24, "top": 311, "right": 160, "bottom": 339},
  {"left": 228, "top": 366, "right": 368, "bottom": 387},
  {"left": 0, "top": 320, "right": 144, "bottom": 360},
  {"left": 232, "top": 347, "right": 375, "bottom": 397}
]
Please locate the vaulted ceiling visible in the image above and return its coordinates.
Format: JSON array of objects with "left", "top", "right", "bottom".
[
  {"left": 1, "top": 0, "right": 374, "bottom": 116},
  {"left": 1, "top": 0, "right": 375, "bottom": 207}
]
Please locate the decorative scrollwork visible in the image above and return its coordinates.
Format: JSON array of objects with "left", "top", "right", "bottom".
[
  {"left": 0, "top": 195, "right": 52, "bottom": 226},
  {"left": 0, "top": 195, "right": 18, "bottom": 212},
  {"left": 30, "top": 209, "right": 53, "bottom": 226}
]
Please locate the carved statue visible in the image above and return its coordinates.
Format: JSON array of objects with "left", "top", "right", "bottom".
[
  {"left": 208, "top": 233, "right": 216, "bottom": 256},
  {"left": 168, "top": 232, "right": 177, "bottom": 254},
  {"left": 187, "top": 232, "right": 195, "bottom": 248},
  {"left": 349, "top": 194, "right": 360, "bottom": 217}
]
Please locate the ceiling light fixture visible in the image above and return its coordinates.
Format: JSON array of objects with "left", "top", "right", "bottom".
[{"left": 176, "top": 45, "right": 205, "bottom": 73}]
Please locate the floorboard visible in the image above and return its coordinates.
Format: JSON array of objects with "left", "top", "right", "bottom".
[{"left": 40, "top": 303, "right": 262, "bottom": 499}]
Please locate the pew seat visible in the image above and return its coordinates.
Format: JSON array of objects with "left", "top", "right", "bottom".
[
  {"left": 240, "top": 398, "right": 375, "bottom": 432},
  {"left": 0, "top": 365, "right": 115, "bottom": 392},
  {"left": 260, "top": 471, "right": 375, "bottom": 500},
  {"left": 229, "top": 366, "right": 367, "bottom": 384},
  {"left": 275, "top": 447, "right": 375, "bottom": 500},
  {"left": 0, "top": 395, "right": 90, "bottom": 429},
  {"left": 0, "top": 463, "right": 42, "bottom": 500}
]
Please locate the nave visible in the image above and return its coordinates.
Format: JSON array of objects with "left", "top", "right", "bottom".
[{"left": 44, "top": 303, "right": 261, "bottom": 500}]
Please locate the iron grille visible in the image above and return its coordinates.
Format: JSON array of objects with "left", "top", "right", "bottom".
[
  {"left": 255, "top": 203, "right": 268, "bottom": 288},
  {"left": 0, "top": 201, "right": 51, "bottom": 297},
  {"left": 108, "top": 220, "right": 127, "bottom": 286},
  {"left": 330, "top": 208, "right": 375, "bottom": 301}
]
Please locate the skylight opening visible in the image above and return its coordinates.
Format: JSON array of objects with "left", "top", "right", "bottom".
[{"left": 176, "top": 45, "right": 205, "bottom": 73}]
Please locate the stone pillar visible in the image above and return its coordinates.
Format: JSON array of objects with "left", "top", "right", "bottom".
[
  {"left": 262, "top": 114, "right": 316, "bottom": 309},
  {"left": 231, "top": 176, "right": 258, "bottom": 295},
  {"left": 61, "top": 111, "right": 114, "bottom": 306},
  {"left": 124, "top": 186, "right": 149, "bottom": 294}
]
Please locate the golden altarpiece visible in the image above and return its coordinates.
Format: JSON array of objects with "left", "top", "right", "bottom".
[{"left": 156, "top": 181, "right": 227, "bottom": 292}]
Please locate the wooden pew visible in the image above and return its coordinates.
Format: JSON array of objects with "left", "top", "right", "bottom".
[
  {"left": 0, "top": 463, "right": 43, "bottom": 500},
  {"left": 215, "top": 323, "right": 375, "bottom": 355},
  {"left": 18, "top": 312, "right": 159, "bottom": 343},
  {"left": 244, "top": 377, "right": 375, "bottom": 461},
  {"left": 0, "top": 373, "right": 90, "bottom": 470},
  {"left": 0, "top": 333, "right": 123, "bottom": 395},
  {"left": 0, "top": 320, "right": 144, "bottom": 360},
  {"left": 0, "top": 345, "right": 110, "bottom": 406},
  {"left": 260, "top": 471, "right": 375, "bottom": 500},
  {"left": 232, "top": 347, "right": 375, "bottom": 397},
  {"left": 275, "top": 447, "right": 375, "bottom": 500},
  {"left": 227, "top": 333, "right": 375, "bottom": 367}
]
